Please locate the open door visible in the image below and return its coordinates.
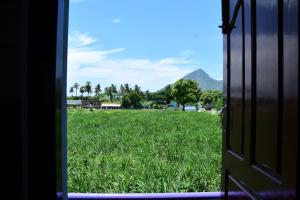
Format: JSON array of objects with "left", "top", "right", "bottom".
[{"left": 221, "top": 0, "right": 298, "bottom": 199}]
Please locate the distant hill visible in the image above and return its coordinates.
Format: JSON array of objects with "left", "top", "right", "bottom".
[{"left": 182, "top": 68, "right": 223, "bottom": 91}]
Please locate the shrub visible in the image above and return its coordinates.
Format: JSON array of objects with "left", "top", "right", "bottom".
[{"left": 121, "top": 91, "right": 142, "bottom": 109}]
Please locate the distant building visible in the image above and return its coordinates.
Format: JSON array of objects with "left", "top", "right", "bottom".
[
  {"left": 101, "top": 103, "right": 121, "bottom": 109},
  {"left": 67, "top": 100, "right": 82, "bottom": 107},
  {"left": 82, "top": 99, "right": 101, "bottom": 109},
  {"left": 185, "top": 105, "right": 196, "bottom": 111},
  {"left": 169, "top": 101, "right": 203, "bottom": 111}
]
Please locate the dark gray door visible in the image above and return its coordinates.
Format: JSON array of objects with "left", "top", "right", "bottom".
[{"left": 221, "top": 0, "right": 298, "bottom": 199}]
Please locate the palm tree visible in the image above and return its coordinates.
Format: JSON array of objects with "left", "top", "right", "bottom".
[
  {"left": 111, "top": 84, "right": 118, "bottom": 100},
  {"left": 120, "top": 84, "right": 125, "bottom": 95},
  {"left": 124, "top": 83, "right": 130, "bottom": 94},
  {"left": 134, "top": 84, "right": 141, "bottom": 93},
  {"left": 79, "top": 86, "right": 85, "bottom": 99},
  {"left": 105, "top": 86, "right": 113, "bottom": 102},
  {"left": 95, "top": 84, "right": 101, "bottom": 96},
  {"left": 69, "top": 87, "right": 74, "bottom": 97},
  {"left": 85, "top": 81, "right": 92, "bottom": 97},
  {"left": 104, "top": 87, "right": 109, "bottom": 95},
  {"left": 111, "top": 84, "right": 117, "bottom": 94},
  {"left": 73, "top": 83, "right": 80, "bottom": 98}
]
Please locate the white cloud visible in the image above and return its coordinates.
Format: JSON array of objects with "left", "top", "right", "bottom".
[
  {"left": 68, "top": 31, "right": 98, "bottom": 48},
  {"left": 67, "top": 34, "right": 198, "bottom": 93},
  {"left": 112, "top": 19, "right": 121, "bottom": 23}
]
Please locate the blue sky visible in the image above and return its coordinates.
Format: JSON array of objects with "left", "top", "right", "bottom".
[{"left": 67, "top": 0, "right": 222, "bottom": 93}]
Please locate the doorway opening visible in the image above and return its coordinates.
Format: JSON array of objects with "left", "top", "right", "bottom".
[{"left": 66, "top": 0, "right": 223, "bottom": 195}]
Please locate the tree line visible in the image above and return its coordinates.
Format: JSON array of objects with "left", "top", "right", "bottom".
[{"left": 68, "top": 80, "right": 223, "bottom": 111}]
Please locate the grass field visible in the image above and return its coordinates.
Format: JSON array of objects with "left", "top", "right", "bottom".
[{"left": 67, "top": 109, "right": 221, "bottom": 193}]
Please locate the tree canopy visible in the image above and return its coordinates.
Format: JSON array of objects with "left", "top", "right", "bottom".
[
  {"left": 85, "top": 81, "right": 92, "bottom": 96},
  {"left": 200, "top": 90, "right": 223, "bottom": 110},
  {"left": 121, "top": 91, "right": 142, "bottom": 109},
  {"left": 94, "top": 84, "right": 101, "bottom": 96},
  {"left": 68, "top": 80, "right": 224, "bottom": 111},
  {"left": 79, "top": 86, "right": 86, "bottom": 97},
  {"left": 172, "top": 79, "right": 201, "bottom": 111}
]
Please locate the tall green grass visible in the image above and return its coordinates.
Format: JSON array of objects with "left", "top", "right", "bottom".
[{"left": 67, "top": 109, "right": 221, "bottom": 193}]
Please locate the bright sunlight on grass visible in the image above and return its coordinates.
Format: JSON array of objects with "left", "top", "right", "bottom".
[{"left": 67, "top": 109, "right": 221, "bottom": 193}]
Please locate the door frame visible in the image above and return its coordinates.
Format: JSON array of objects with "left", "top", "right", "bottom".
[{"left": 56, "top": 0, "right": 223, "bottom": 199}]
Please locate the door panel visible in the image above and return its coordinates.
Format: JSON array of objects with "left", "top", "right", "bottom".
[
  {"left": 227, "top": 174, "right": 258, "bottom": 200},
  {"left": 221, "top": 0, "right": 298, "bottom": 199},
  {"left": 229, "top": 0, "right": 244, "bottom": 156},
  {"left": 255, "top": 0, "right": 279, "bottom": 175}
]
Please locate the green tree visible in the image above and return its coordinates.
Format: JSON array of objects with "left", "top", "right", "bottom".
[
  {"left": 151, "top": 92, "right": 165, "bottom": 106},
  {"left": 200, "top": 90, "right": 223, "bottom": 110},
  {"left": 105, "top": 86, "right": 114, "bottom": 102},
  {"left": 124, "top": 83, "right": 130, "bottom": 94},
  {"left": 134, "top": 85, "right": 140, "bottom": 93},
  {"left": 105, "top": 87, "right": 111, "bottom": 101},
  {"left": 119, "top": 84, "right": 125, "bottom": 95},
  {"left": 200, "top": 92, "right": 213, "bottom": 106},
  {"left": 121, "top": 95, "right": 131, "bottom": 108},
  {"left": 94, "top": 84, "right": 101, "bottom": 96},
  {"left": 214, "top": 97, "right": 223, "bottom": 110},
  {"left": 69, "top": 87, "right": 74, "bottom": 97},
  {"left": 104, "top": 87, "right": 109, "bottom": 95},
  {"left": 162, "top": 84, "right": 173, "bottom": 105},
  {"left": 121, "top": 91, "right": 142, "bottom": 109},
  {"left": 73, "top": 83, "right": 80, "bottom": 98},
  {"left": 134, "top": 84, "right": 145, "bottom": 99},
  {"left": 85, "top": 81, "right": 92, "bottom": 96},
  {"left": 111, "top": 84, "right": 117, "bottom": 95},
  {"left": 151, "top": 85, "right": 173, "bottom": 106},
  {"left": 145, "top": 90, "right": 151, "bottom": 101},
  {"left": 79, "top": 86, "right": 86, "bottom": 99},
  {"left": 172, "top": 79, "right": 201, "bottom": 111}
]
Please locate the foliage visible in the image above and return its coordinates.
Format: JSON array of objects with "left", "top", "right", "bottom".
[
  {"left": 172, "top": 79, "right": 201, "bottom": 111},
  {"left": 79, "top": 86, "right": 85, "bottom": 98},
  {"left": 141, "top": 101, "right": 152, "bottom": 109},
  {"left": 134, "top": 84, "right": 141, "bottom": 93},
  {"left": 119, "top": 84, "right": 125, "bottom": 95},
  {"left": 141, "top": 101, "right": 167, "bottom": 109},
  {"left": 73, "top": 83, "right": 80, "bottom": 98},
  {"left": 68, "top": 81, "right": 223, "bottom": 111},
  {"left": 121, "top": 91, "right": 142, "bottom": 109},
  {"left": 124, "top": 83, "right": 131, "bottom": 94},
  {"left": 134, "top": 84, "right": 145, "bottom": 99},
  {"left": 200, "top": 90, "right": 223, "bottom": 110},
  {"left": 163, "top": 84, "right": 173, "bottom": 104},
  {"left": 111, "top": 84, "right": 117, "bottom": 94},
  {"left": 104, "top": 84, "right": 117, "bottom": 102},
  {"left": 149, "top": 85, "right": 174, "bottom": 106},
  {"left": 120, "top": 94, "right": 131, "bottom": 108},
  {"left": 151, "top": 102, "right": 167, "bottom": 109},
  {"left": 67, "top": 110, "right": 221, "bottom": 193},
  {"left": 94, "top": 84, "right": 102, "bottom": 96},
  {"left": 85, "top": 81, "right": 92, "bottom": 96},
  {"left": 214, "top": 97, "right": 223, "bottom": 111},
  {"left": 67, "top": 96, "right": 97, "bottom": 100},
  {"left": 151, "top": 92, "right": 165, "bottom": 105},
  {"left": 144, "top": 90, "right": 151, "bottom": 101}
]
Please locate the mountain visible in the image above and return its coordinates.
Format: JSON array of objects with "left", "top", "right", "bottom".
[{"left": 182, "top": 68, "right": 223, "bottom": 91}]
